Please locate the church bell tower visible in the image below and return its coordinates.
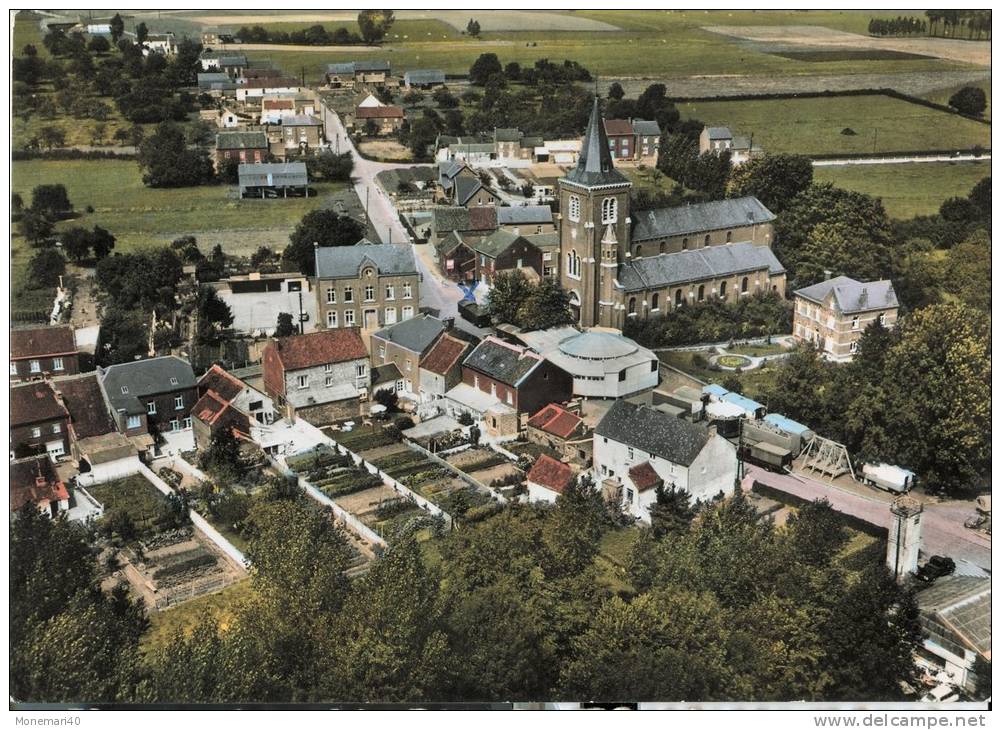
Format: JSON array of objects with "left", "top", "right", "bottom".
[{"left": 557, "top": 97, "right": 632, "bottom": 328}]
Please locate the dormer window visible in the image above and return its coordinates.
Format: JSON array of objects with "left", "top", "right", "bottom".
[
  {"left": 170, "top": 377, "right": 178, "bottom": 385},
  {"left": 121, "top": 386, "right": 129, "bottom": 394}
]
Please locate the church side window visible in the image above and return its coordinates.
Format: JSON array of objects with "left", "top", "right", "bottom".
[
  {"left": 568, "top": 194, "right": 580, "bottom": 222},
  {"left": 601, "top": 197, "right": 617, "bottom": 224},
  {"left": 567, "top": 249, "right": 581, "bottom": 279}
]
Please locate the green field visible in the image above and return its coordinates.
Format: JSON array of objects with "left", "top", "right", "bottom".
[
  {"left": 678, "top": 95, "right": 991, "bottom": 156},
  {"left": 921, "top": 81, "right": 992, "bottom": 121},
  {"left": 143, "top": 578, "right": 253, "bottom": 650},
  {"left": 814, "top": 160, "right": 990, "bottom": 219}
]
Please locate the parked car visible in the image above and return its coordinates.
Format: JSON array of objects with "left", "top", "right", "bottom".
[
  {"left": 917, "top": 555, "right": 956, "bottom": 583},
  {"left": 921, "top": 683, "right": 960, "bottom": 703}
]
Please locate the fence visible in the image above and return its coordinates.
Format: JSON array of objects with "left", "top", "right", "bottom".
[
  {"left": 296, "top": 477, "right": 388, "bottom": 550},
  {"left": 405, "top": 440, "right": 507, "bottom": 506}
]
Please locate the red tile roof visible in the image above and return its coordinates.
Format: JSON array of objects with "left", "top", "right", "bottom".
[
  {"left": 10, "top": 382, "right": 68, "bottom": 427},
  {"left": 356, "top": 105, "right": 404, "bottom": 119},
  {"left": 527, "top": 403, "right": 583, "bottom": 440},
  {"left": 192, "top": 390, "right": 251, "bottom": 436},
  {"left": 198, "top": 364, "right": 245, "bottom": 403},
  {"left": 273, "top": 329, "right": 368, "bottom": 370},
  {"left": 420, "top": 334, "right": 469, "bottom": 376},
  {"left": 263, "top": 98, "right": 295, "bottom": 110},
  {"left": 10, "top": 325, "right": 77, "bottom": 360},
  {"left": 10, "top": 456, "right": 69, "bottom": 512},
  {"left": 54, "top": 374, "right": 115, "bottom": 439},
  {"left": 526, "top": 454, "right": 575, "bottom": 495},
  {"left": 628, "top": 461, "right": 663, "bottom": 493},
  {"left": 604, "top": 118, "right": 635, "bottom": 137}
]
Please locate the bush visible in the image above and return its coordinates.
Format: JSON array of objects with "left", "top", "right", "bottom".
[{"left": 463, "top": 501, "right": 504, "bottom": 523}]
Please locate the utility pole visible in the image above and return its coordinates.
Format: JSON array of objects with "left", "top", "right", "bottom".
[{"left": 365, "top": 186, "right": 370, "bottom": 218}]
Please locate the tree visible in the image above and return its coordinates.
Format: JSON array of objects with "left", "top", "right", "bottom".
[
  {"left": 945, "top": 229, "right": 990, "bottom": 311},
  {"left": 275, "top": 312, "right": 296, "bottom": 338},
  {"left": 200, "top": 427, "right": 245, "bottom": 483},
  {"left": 968, "top": 176, "right": 990, "bottom": 218},
  {"left": 61, "top": 227, "right": 93, "bottom": 262},
  {"left": 469, "top": 52, "right": 502, "bottom": 85},
  {"left": 466, "top": 18, "right": 481, "bottom": 37},
  {"left": 357, "top": 10, "right": 395, "bottom": 44},
  {"left": 948, "top": 86, "right": 987, "bottom": 116},
  {"left": 608, "top": 81, "right": 625, "bottom": 100},
  {"left": 27, "top": 248, "right": 66, "bottom": 288},
  {"left": 504, "top": 61, "right": 521, "bottom": 81},
  {"left": 137, "top": 122, "right": 215, "bottom": 188},
  {"left": 405, "top": 116, "right": 439, "bottom": 159},
  {"left": 781, "top": 499, "right": 848, "bottom": 568},
  {"left": 194, "top": 285, "right": 234, "bottom": 344},
  {"left": 110, "top": 13, "right": 125, "bottom": 43},
  {"left": 90, "top": 226, "right": 116, "bottom": 259},
  {"left": 648, "top": 483, "right": 696, "bottom": 539},
  {"left": 725, "top": 154, "right": 814, "bottom": 213},
  {"left": 18, "top": 209, "right": 54, "bottom": 245},
  {"left": 136, "top": 22, "right": 149, "bottom": 45},
  {"left": 31, "top": 183, "right": 73, "bottom": 219},
  {"left": 38, "top": 125, "right": 66, "bottom": 150},
  {"left": 517, "top": 277, "right": 574, "bottom": 330},
  {"left": 306, "top": 152, "right": 353, "bottom": 182},
  {"left": 97, "top": 306, "right": 149, "bottom": 366},
  {"left": 283, "top": 210, "right": 365, "bottom": 275},
  {"left": 88, "top": 35, "right": 111, "bottom": 54},
  {"left": 486, "top": 270, "right": 532, "bottom": 325}
]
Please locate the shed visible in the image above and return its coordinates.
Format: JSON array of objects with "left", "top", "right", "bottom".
[{"left": 238, "top": 162, "right": 309, "bottom": 199}]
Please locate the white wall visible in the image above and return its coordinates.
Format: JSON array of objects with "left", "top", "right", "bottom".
[
  {"left": 527, "top": 481, "right": 560, "bottom": 504},
  {"left": 284, "top": 358, "right": 368, "bottom": 410}
]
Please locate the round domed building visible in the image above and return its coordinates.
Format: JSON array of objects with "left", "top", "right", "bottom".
[{"left": 519, "top": 326, "right": 659, "bottom": 399}]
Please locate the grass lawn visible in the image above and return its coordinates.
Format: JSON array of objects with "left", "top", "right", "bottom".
[
  {"left": 814, "top": 160, "right": 990, "bottom": 219},
  {"left": 727, "top": 342, "right": 788, "bottom": 357},
  {"left": 921, "top": 81, "right": 991, "bottom": 121},
  {"left": 678, "top": 95, "right": 990, "bottom": 156},
  {"left": 142, "top": 578, "right": 253, "bottom": 650},
  {"left": 11, "top": 159, "right": 349, "bottom": 255},
  {"left": 659, "top": 350, "right": 782, "bottom": 404}
]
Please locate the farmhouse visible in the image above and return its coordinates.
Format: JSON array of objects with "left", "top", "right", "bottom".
[
  {"left": 326, "top": 60, "right": 392, "bottom": 88},
  {"left": 792, "top": 276, "right": 899, "bottom": 362},
  {"left": 467, "top": 229, "right": 543, "bottom": 286},
  {"left": 9, "top": 325, "right": 79, "bottom": 381},
  {"left": 604, "top": 118, "right": 635, "bottom": 160},
  {"left": 496, "top": 205, "right": 556, "bottom": 236},
  {"left": 277, "top": 114, "right": 325, "bottom": 153},
  {"left": 355, "top": 104, "right": 405, "bottom": 135},
  {"left": 262, "top": 329, "right": 370, "bottom": 424},
  {"left": 593, "top": 399, "right": 736, "bottom": 522},
  {"left": 429, "top": 205, "right": 498, "bottom": 245},
  {"left": 314, "top": 243, "right": 420, "bottom": 331}
]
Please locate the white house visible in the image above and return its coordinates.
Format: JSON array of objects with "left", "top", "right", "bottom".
[
  {"left": 526, "top": 454, "right": 576, "bottom": 504},
  {"left": 916, "top": 576, "right": 990, "bottom": 695},
  {"left": 593, "top": 399, "right": 736, "bottom": 522}
]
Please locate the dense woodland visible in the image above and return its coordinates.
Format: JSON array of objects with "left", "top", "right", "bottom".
[{"left": 11, "top": 483, "right": 928, "bottom": 703}]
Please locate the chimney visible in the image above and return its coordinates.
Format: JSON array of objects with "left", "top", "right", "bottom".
[
  {"left": 442, "top": 317, "right": 454, "bottom": 331},
  {"left": 823, "top": 270, "right": 832, "bottom": 281}
]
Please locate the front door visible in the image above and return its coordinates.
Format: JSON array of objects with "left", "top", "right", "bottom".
[{"left": 364, "top": 309, "right": 378, "bottom": 329}]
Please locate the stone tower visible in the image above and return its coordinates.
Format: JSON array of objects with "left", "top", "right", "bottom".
[
  {"left": 558, "top": 97, "right": 632, "bottom": 329},
  {"left": 886, "top": 496, "right": 923, "bottom": 582}
]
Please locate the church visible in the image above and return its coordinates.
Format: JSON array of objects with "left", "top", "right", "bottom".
[{"left": 557, "top": 98, "right": 787, "bottom": 330}]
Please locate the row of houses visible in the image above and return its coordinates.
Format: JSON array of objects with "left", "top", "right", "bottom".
[{"left": 324, "top": 61, "right": 447, "bottom": 90}]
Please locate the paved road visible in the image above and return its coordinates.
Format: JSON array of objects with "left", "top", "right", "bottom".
[
  {"left": 744, "top": 465, "right": 991, "bottom": 576},
  {"left": 813, "top": 153, "right": 991, "bottom": 167}
]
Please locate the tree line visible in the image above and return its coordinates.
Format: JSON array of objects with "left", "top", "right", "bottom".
[
  {"left": 234, "top": 24, "right": 363, "bottom": 46},
  {"left": 867, "top": 17, "right": 927, "bottom": 37},
  {"left": 924, "top": 10, "right": 991, "bottom": 40},
  {"left": 11, "top": 478, "right": 931, "bottom": 703}
]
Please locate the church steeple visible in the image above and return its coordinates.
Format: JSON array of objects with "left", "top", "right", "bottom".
[{"left": 562, "top": 96, "right": 629, "bottom": 188}]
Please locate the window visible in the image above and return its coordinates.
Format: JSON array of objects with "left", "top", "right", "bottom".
[
  {"left": 619, "top": 369, "right": 626, "bottom": 382},
  {"left": 345, "top": 310, "right": 356, "bottom": 326},
  {"left": 385, "top": 284, "right": 395, "bottom": 300},
  {"left": 170, "top": 419, "right": 180, "bottom": 432},
  {"left": 327, "top": 311, "right": 338, "bottom": 328},
  {"left": 378, "top": 345, "right": 387, "bottom": 359},
  {"left": 403, "top": 283, "right": 412, "bottom": 299},
  {"left": 473, "top": 375, "right": 480, "bottom": 388},
  {"left": 651, "top": 293, "right": 659, "bottom": 310},
  {"left": 126, "top": 415, "right": 141, "bottom": 430},
  {"left": 297, "top": 375, "right": 308, "bottom": 389},
  {"left": 697, "top": 284, "right": 705, "bottom": 302},
  {"left": 52, "top": 357, "right": 64, "bottom": 371},
  {"left": 627, "top": 447, "right": 634, "bottom": 461},
  {"left": 851, "top": 315, "right": 860, "bottom": 330},
  {"left": 726, "top": 230, "right": 733, "bottom": 243},
  {"left": 567, "top": 249, "right": 581, "bottom": 279},
  {"left": 174, "top": 395, "right": 183, "bottom": 410},
  {"left": 536, "top": 225, "right": 543, "bottom": 234},
  {"left": 170, "top": 377, "right": 178, "bottom": 386},
  {"left": 183, "top": 417, "right": 192, "bottom": 429},
  {"left": 506, "top": 391, "right": 513, "bottom": 405},
  {"left": 682, "top": 237, "right": 688, "bottom": 250},
  {"left": 719, "top": 281, "right": 727, "bottom": 299},
  {"left": 878, "top": 313, "right": 887, "bottom": 326},
  {"left": 568, "top": 194, "right": 580, "bottom": 222},
  {"left": 628, "top": 297, "right": 636, "bottom": 315},
  {"left": 490, "top": 383, "right": 497, "bottom": 397},
  {"left": 147, "top": 401, "right": 157, "bottom": 415},
  {"left": 326, "top": 288, "right": 337, "bottom": 304},
  {"left": 344, "top": 287, "right": 353, "bottom": 303},
  {"left": 402, "top": 306, "right": 413, "bottom": 320},
  {"left": 324, "top": 364, "right": 333, "bottom": 373},
  {"left": 31, "top": 427, "right": 41, "bottom": 438},
  {"left": 741, "top": 276, "right": 748, "bottom": 293},
  {"left": 850, "top": 341, "right": 859, "bottom": 354},
  {"left": 52, "top": 423, "right": 61, "bottom": 434},
  {"left": 364, "top": 285, "right": 375, "bottom": 302},
  {"left": 325, "top": 376, "right": 334, "bottom": 387},
  {"left": 356, "top": 364, "right": 367, "bottom": 377},
  {"left": 601, "top": 197, "right": 618, "bottom": 224},
  {"left": 385, "top": 307, "right": 396, "bottom": 324},
  {"left": 406, "top": 360, "right": 413, "bottom": 372},
  {"left": 675, "top": 289, "right": 683, "bottom": 307},
  {"left": 704, "top": 234, "right": 711, "bottom": 247},
  {"left": 9, "top": 363, "right": 16, "bottom": 376},
  {"left": 29, "top": 360, "right": 41, "bottom": 373},
  {"left": 625, "top": 488, "right": 634, "bottom": 505}
]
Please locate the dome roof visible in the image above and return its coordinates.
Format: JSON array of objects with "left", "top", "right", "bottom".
[{"left": 558, "top": 331, "right": 638, "bottom": 360}]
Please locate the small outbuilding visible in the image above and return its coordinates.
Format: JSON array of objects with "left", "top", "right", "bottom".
[{"left": 238, "top": 162, "right": 309, "bottom": 199}]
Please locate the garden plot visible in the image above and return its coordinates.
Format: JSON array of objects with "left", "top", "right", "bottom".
[
  {"left": 444, "top": 447, "right": 511, "bottom": 474},
  {"left": 286, "top": 447, "right": 382, "bottom": 499},
  {"left": 326, "top": 423, "right": 402, "bottom": 454}
]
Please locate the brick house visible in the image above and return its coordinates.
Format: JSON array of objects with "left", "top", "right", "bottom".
[
  {"left": 455, "top": 336, "right": 573, "bottom": 418},
  {"left": 452, "top": 175, "right": 500, "bottom": 209},
  {"left": 370, "top": 315, "right": 447, "bottom": 398},
  {"left": 355, "top": 105, "right": 405, "bottom": 135},
  {"left": 10, "top": 325, "right": 80, "bottom": 381},
  {"left": 326, "top": 60, "right": 391, "bottom": 88},
  {"left": 429, "top": 205, "right": 497, "bottom": 246},
  {"left": 215, "top": 131, "right": 270, "bottom": 170},
  {"left": 278, "top": 114, "right": 325, "bottom": 154},
  {"left": 496, "top": 205, "right": 557, "bottom": 237},
  {"left": 435, "top": 231, "right": 477, "bottom": 282},
  {"left": 632, "top": 119, "right": 662, "bottom": 161},
  {"left": 10, "top": 456, "right": 70, "bottom": 517},
  {"left": 51, "top": 372, "right": 116, "bottom": 458},
  {"left": 525, "top": 402, "right": 592, "bottom": 466},
  {"left": 97, "top": 356, "right": 198, "bottom": 451},
  {"left": 191, "top": 365, "right": 275, "bottom": 448},
  {"left": 603, "top": 119, "right": 635, "bottom": 160},
  {"left": 628, "top": 196, "right": 776, "bottom": 258},
  {"left": 262, "top": 329, "right": 370, "bottom": 424},
  {"left": 792, "top": 276, "right": 899, "bottom": 362},
  {"left": 418, "top": 333, "right": 471, "bottom": 405},
  {"left": 10, "top": 381, "right": 71, "bottom": 460},
  {"left": 315, "top": 243, "right": 420, "bottom": 332},
  {"left": 468, "top": 229, "right": 544, "bottom": 285}
]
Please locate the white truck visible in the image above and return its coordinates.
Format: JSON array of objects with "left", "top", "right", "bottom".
[{"left": 861, "top": 462, "right": 916, "bottom": 494}]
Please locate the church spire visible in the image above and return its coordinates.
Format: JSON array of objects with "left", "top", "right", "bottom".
[{"left": 562, "top": 96, "right": 628, "bottom": 188}]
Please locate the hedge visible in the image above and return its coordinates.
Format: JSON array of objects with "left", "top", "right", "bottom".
[{"left": 13, "top": 149, "right": 138, "bottom": 161}]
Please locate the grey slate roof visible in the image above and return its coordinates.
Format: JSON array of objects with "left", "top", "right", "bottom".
[
  {"left": 618, "top": 243, "right": 785, "bottom": 293},
  {"left": 595, "top": 399, "right": 711, "bottom": 467},
  {"left": 463, "top": 339, "right": 542, "bottom": 386},
  {"left": 562, "top": 97, "right": 629, "bottom": 188},
  {"left": 315, "top": 243, "right": 417, "bottom": 280},
  {"left": 436, "top": 231, "right": 469, "bottom": 257},
  {"left": 99, "top": 356, "right": 196, "bottom": 416},
  {"left": 520, "top": 136, "right": 544, "bottom": 149},
  {"left": 524, "top": 232, "right": 559, "bottom": 251},
  {"left": 198, "top": 72, "right": 230, "bottom": 88},
  {"left": 238, "top": 162, "right": 308, "bottom": 187},
  {"left": 327, "top": 60, "right": 390, "bottom": 73},
  {"left": 219, "top": 55, "right": 248, "bottom": 66},
  {"left": 706, "top": 126, "right": 732, "bottom": 140},
  {"left": 918, "top": 576, "right": 991, "bottom": 658},
  {"left": 372, "top": 363, "right": 403, "bottom": 385},
  {"left": 633, "top": 119, "right": 662, "bottom": 137},
  {"left": 454, "top": 176, "right": 485, "bottom": 206},
  {"left": 469, "top": 229, "right": 525, "bottom": 259},
  {"left": 794, "top": 276, "right": 898, "bottom": 314},
  {"left": 404, "top": 69, "right": 445, "bottom": 85},
  {"left": 282, "top": 114, "right": 323, "bottom": 126},
  {"left": 631, "top": 196, "right": 776, "bottom": 242},
  {"left": 216, "top": 131, "right": 268, "bottom": 150},
  {"left": 497, "top": 205, "right": 553, "bottom": 226},
  {"left": 372, "top": 315, "right": 445, "bottom": 354}
]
